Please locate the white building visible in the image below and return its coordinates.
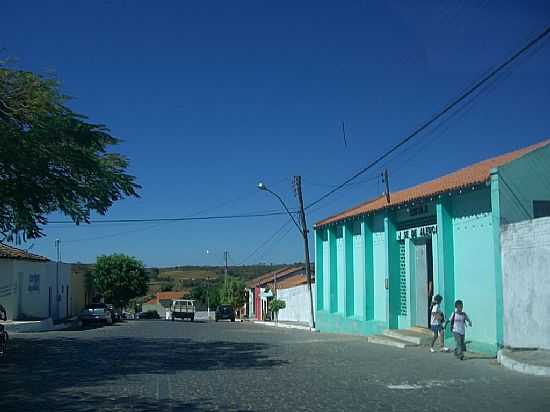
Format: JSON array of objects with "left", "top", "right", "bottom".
[{"left": 0, "top": 244, "right": 71, "bottom": 321}]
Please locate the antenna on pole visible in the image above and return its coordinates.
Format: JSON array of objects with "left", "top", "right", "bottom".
[{"left": 341, "top": 121, "right": 348, "bottom": 148}]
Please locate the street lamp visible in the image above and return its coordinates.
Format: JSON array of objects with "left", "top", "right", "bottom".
[{"left": 257, "top": 179, "right": 316, "bottom": 329}]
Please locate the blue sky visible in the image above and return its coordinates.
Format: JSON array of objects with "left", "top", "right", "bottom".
[{"left": 1, "top": 1, "right": 549, "bottom": 267}]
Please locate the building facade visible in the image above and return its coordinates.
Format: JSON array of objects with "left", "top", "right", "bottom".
[
  {"left": 0, "top": 244, "right": 72, "bottom": 321},
  {"left": 314, "top": 140, "right": 550, "bottom": 354},
  {"left": 246, "top": 266, "right": 315, "bottom": 322}
]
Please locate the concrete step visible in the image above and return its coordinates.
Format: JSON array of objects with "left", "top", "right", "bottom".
[
  {"left": 367, "top": 334, "right": 418, "bottom": 349},
  {"left": 383, "top": 328, "right": 433, "bottom": 345}
]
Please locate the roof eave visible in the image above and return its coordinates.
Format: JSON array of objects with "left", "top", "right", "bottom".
[{"left": 314, "top": 180, "right": 488, "bottom": 229}]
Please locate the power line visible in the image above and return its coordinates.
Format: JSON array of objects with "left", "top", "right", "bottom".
[
  {"left": 48, "top": 210, "right": 295, "bottom": 224},
  {"left": 305, "top": 25, "right": 550, "bottom": 211},
  {"left": 237, "top": 219, "right": 294, "bottom": 265}
]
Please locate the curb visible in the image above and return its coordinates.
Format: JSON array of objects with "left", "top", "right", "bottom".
[
  {"left": 4, "top": 318, "right": 78, "bottom": 333},
  {"left": 497, "top": 350, "right": 550, "bottom": 377},
  {"left": 252, "top": 320, "right": 316, "bottom": 332}
]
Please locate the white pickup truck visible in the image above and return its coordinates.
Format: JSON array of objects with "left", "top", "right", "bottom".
[{"left": 170, "top": 299, "right": 195, "bottom": 322}]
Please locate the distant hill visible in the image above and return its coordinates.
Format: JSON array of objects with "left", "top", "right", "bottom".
[{"left": 146, "top": 263, "right": 300, "bottom": 294}]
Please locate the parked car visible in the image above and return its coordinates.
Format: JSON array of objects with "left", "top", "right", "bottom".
[
  {"left": 171, "top": 299, "right": 195, "bottom": 321},
  {"left": 79, "top": 304, "right": 113, "bottom": 326},
  {"left": 215, "top": 305, "right": 235, "bottom": 322},
  {"left": 137, "top": 310, "right": 160, "bottom": 319}
]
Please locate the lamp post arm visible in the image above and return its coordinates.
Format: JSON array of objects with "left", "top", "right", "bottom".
[{"left": 266, "top": 188, "right": 302, "bottom": 233}]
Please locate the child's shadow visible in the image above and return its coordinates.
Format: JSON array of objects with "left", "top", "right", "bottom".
[{"left": 462, "top": 341, "right": 497, "bottom": 361}]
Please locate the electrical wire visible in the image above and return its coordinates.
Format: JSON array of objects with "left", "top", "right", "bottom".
[
  {"left": 304, "top": 25, "right": 550, "bottom": 211},
  {"left": 48, "top": 210, "right": 293, "bottom": 224}
]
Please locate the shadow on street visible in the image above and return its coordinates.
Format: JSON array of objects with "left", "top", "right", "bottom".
[{"left": 0, "top": 333, "right": 283, "bottom": 411}]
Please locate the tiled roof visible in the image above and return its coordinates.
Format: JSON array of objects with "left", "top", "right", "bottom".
[
  {"left": 0, "top": 243, "right": 49, "bottom": 262},
  {"left": 246, "top": 265, "right": 314, "bottom": 289},
  {"left": 144, "top": 291, "right": 187, "bottom": 305},
  {"left": 276, "top": 274, "right": 314, "bottom": 290},
  {"left": 315, "top": 140, "right": 550, "bottom": 228}
]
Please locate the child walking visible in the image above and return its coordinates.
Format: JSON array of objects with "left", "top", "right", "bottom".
[
  {"left": 429, "top": 295, "right": 448, "bottom": 353},
  {"left": 449, "top": 299, "right": 472, "bottom": 360}
]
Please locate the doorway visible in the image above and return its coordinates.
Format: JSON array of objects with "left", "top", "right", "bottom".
[{"left": 414, "top": 238, "right": 434, "bottom": 328}]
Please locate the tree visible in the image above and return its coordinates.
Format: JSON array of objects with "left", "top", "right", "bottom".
[
  {"left": 160, "top": 280, "right": 175, "bottom": 292},
  {"left": 0, "top": 62, "right": 139, "bottom": 242},
  {"left": 190, "top": 280, "right": 223, "bottom": 310},
  {"left": 91, "top": 254, "right": 148, "bottom": 309},
  {"left": 269, "top": 298, "right": 286, "bottom": 322},
  {"left": 219, "top": 277, "right": 246, "bottom": 310}
]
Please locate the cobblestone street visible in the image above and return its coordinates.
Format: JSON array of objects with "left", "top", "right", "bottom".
[{"left": 1, "top": 320, "right": 549, "bottom": 411}]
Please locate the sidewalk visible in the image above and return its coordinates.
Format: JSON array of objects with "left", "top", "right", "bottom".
[
  {"left": 497, "top": 348, "right": 550, "bottom": 377},
  {"left": 3, "top": 317, "right": 79, "bottom": 333},
  {"left": 252, "top": 320, "right": 316, "bottom": 332}
]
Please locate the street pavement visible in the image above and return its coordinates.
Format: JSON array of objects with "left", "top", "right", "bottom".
[{"left": 1, "top": 320, "right": 549, "bottom": 411}]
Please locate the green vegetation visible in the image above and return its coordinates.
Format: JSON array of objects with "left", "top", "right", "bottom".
[
  {"left": 0, "top": 61, "right": 139, "bottom": 242},
  {"left": 92, "top": 254, "right": 148, "bottom": 309},
  {"left": 219, "top": 277, "right": 246, "bottom": 309},
  {"left": 269, "top": 298, "right": 286, "bottom": 321},
  {"left": 141, "top": 263, "right": 300, "bottom": 306}
]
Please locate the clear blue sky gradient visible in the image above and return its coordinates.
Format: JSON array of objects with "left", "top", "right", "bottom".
[{"left": 2, "top": 1, "right": 549, "bottom": 267}]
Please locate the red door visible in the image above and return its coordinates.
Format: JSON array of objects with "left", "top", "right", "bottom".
[{"left": 255, "top": 287, "right": 261, "bottom": 320}]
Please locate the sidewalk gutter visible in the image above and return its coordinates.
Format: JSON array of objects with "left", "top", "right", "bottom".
[
  {"left": 497, "top": 349, "right": 550, "bottom": 377},
  {"left": 252, "top": 320, "right": 317, "bottom": 332},
  {"left": 4, "top": 317, "right": 78, "bottom": 333}
]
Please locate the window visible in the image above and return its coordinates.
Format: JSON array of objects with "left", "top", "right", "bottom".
[
  {"left": 28, "top": 273, "right": 40, "bottom": 292},
  {"left": 533, "top": 200, "right": 550, "bottom": 218}
]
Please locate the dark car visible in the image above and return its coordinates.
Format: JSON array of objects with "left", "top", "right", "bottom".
[
  {"left": 137, "top": 310, "right": 160, "bottom": 320},
  {"left": 215, "top": 305, "right": 235, "bottom": 322},
  {"left": 79, "top": 303, "right": 113, "bottom": 326}
]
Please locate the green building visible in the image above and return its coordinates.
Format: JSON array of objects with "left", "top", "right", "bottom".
[{"left": 313, "top": 140, "right": 550, "bottom": 354}]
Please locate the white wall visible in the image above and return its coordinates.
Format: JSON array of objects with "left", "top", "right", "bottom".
[
  {"left": 277, "top": 284, "right": 316, "bottom": 323},
  {"left": 0, "top": 260, "right": 71, "bottom": 320},
  {"left": 0, "top": 260, "right": 16, "bottom": 318},
  {"left": 501, "top": 216, "right": 550, "bottom": 350}
]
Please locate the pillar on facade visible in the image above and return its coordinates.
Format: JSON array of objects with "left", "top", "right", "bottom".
[
  {"left": 362, "top": 218, "right": 375, "bottom": 321},
  {"left": 436, "top": 197, "right": 455, "bottom": 329},
  {"left": 343, "top": 222, "right": 354, "bottom": 317},
  {"left": 384, "top": 212, "right": 400, "bottom": 329},
  {"left": 315, "top": 229, "right": 324, "bottom": 311},
  {"left": 490, "top": 169, "right": 504, "bottom": 347},
  {"left": 328, "top": 227, "right": 338, "bottom": 313}
]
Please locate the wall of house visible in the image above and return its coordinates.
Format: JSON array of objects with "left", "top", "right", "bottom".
[
  {"left": 277, "top": 284, "right": 316, "bottom": 323},
  {"left": 501, "top": 216, "right": 550, "bottom": 350},
  {"left": 71, "top": 269, "right": 88, "bottom": 316},
  {"left": 450, "top": 188, "right": 498, "bottom": 353},
  {"left": 499, "top": 144, "right": 550, "bottom": 224},
  {"left": 0, "top": 260, "right": 16, "bottom": 319},
  {"left": 315, "top": 214, "right": 387, "bottom": 336},
  {"left": 315, "top": 186, "right": 502, "bottom": 353},
  {"left": 13, "top": 261, "right": 71, "bottom": 320}
]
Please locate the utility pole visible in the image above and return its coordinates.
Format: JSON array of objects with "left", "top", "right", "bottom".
[
  {"left": 224, "top": 251, "right": 229, "bottom": 302},
  {"left": 383, "top": 169, "right": 391, "bottom": 204},
  {"left": 224, "top": 251, "right": 229, "bottom": 285},
  {"left": 294, "top": 176, "right": 316, "bottom": 329},
  {"left": 55, "top": 239, "right": 60, "bottom": 321},
  {"left": 206, "top": 277, "right": 210, "bottom": 320}
]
